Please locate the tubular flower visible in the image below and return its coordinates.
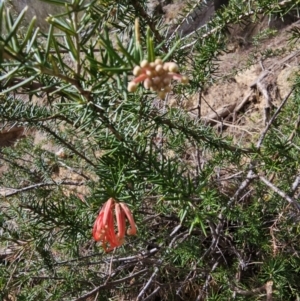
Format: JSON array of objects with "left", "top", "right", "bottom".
[
  {"left": 92, "top": 198, "right": 137, "bottom": 252},
  {"left": 127, "top": 58, "right": 189, "bottom": 99}
]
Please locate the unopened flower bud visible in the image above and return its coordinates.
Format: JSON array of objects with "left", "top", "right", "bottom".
[
  {"left": 143, "top": 78, "right": 152, "bottom": 90},
  {"left": 163, "top": 64, "right": 169, "bottom": 71},
  {"left": 128, "top": 82, "right": 138, "bottom": 92},
  {"left": 146, "top": 69, "right": 153, "bottom": 77},
  {"left": 155, "top": 58, "right": 163, "bottom": 65},
  {"left": 155, "top": 64, "right": 164, "bottom": 74},
  {"left": 167, "top": 62, "right": 179, "bottom": 73},
  {"left": 133, "top": 66, "right": 142, "bottom": 76},
  {"left": 149, "top": 62, "right": 156, "bottom": 68},
  {"left": 152, "top": 77, "right": 161, "bottom": 85},
  {"left": 140, "top": 60, "right": 149, "bottom": 68}
]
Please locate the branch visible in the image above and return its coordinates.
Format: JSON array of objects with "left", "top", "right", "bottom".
[
  {"left": 229, "top": 169, "right": 257, "bottom": 204},
  {"left": 195, "top": 256, "right": 221, "bottom": 301},
  {"left": 201, "top": 103, "right": 236, "bottom": 125},
  {"left": 290, "top": 175, "right": 300, "bottom": 196},
  {"left": 104, "top": 248, "right": 159, "bottom": 264},
  {"left": 256, "top": 87, "right": 295, "bottom": 149},
  {"left": 72, "top": 268, "right": 148, "bottom": 301},
  {"left": 40, "top": 124, "right": 96, "bottom": 167},
  {"left": 0, "top": 181, "right": 85, "bottom": 197},
  {"left": 233, "top": 281, "right": 273, "bottom": 299},
  {"left": 259, "top": 175, "right": 300, "bottom": 210},
  {"left": 141, "top": 287, "right": 161, "bottom": 301},
  {"left": 137, "top": 267, "right": 159, "bottom": 301}
]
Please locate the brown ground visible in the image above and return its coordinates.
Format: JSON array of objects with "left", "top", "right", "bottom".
[{"left": 175, "top": 16, "right": 300, "bottom": 145}]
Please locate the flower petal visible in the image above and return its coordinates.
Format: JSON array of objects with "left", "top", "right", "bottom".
[
  {"left": 106, "top": 204, "right": 120, "bottom": 248},
  {"left": 120, "top": 202, "right": 137, "bottom": 236},
  {"left": 92, "top": 210, "right": 104, "bottom": 241},
  {"left": 115, "top": 203, "right": 126, "bottom": 243},
  {"left": 102, "top": 198, "right": 115, "bottom": 226}
]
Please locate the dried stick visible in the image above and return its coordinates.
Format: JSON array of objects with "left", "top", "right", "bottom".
[
  {"left": 40, "top": 124, "right": 96, "bottom": 167},
  {"left": 195, "top": 257, "right": 221, "bottom": 301},
  {"left": 233, "top": 280, "right": 273, "bottom": 298},
  {"left": 250, "top": 51, "right": 300, "bottom": 124},
  {"left": 201, "top": 103, "right": 236, "bottom": 125},
  {"left": 256, "top": 81, "right": 273, "bottom": 124},
  {"left": 259, "top": 175, "right": 300, "bottom": 210},
  {"left": 104, "top": 248, "right": 159, "bottom": 263},
  {"left": 167, "top": 0, "right": 206, "bottom": 41},
  {"left": 229, "top": 168, "right": 257, "bottom": 204},
  {"left": 58, "top": 161, "right": 90, "bottom": 180},
  {"left": 141, "top": 287, "right": 161, "bottom": 301},
  {"left": 73, "top": 269, "right": 148, "bottom": 301},
  {"left": 137, "top": 267, "right": 159, "bottom": 301},
  {"left": 234, "top": 90, "right": 253, "bottom": 115},
  {"left": 170, "top": 224, "right": 182, "bottom": 237},
  {"left": 1, "top": 181, "right": 85, "bottom": 197},
  {"left": 290, "top": 175, "right": 300, "bottom": 196},
  {"left": 176, "top": 267, "right": 196, "bottom": 297},
  {"left": 256, "top": 87, "right": 295, "bottom": 149}
]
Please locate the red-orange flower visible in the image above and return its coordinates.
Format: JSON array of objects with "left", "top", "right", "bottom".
[{"left": 93, "top": 198, "right": 137, "bottom": 252}]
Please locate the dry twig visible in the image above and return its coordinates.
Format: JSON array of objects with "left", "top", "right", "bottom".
[
  {"left": 258, "top": 175, "right": 300, "bottom": 210},
  {"left": 0, "top": 180, "right": 85, "bottom": 197}
]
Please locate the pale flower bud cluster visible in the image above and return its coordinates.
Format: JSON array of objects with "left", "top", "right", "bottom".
[{"left": 127, "top": 58, "right": 189, "bottom": 99}]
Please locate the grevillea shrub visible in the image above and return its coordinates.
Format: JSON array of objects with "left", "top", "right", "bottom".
[{"left": 1, "top": 0, "right": 300, "bottom": 300}]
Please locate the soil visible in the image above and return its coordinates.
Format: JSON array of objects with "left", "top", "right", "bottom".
[{"left": 170, "top": 15, "right": 300, "bottom": 145}]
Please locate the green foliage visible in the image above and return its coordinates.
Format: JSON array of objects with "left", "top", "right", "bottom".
[{"left": 1, "top": 0, "right": 300, "bottom": 300}]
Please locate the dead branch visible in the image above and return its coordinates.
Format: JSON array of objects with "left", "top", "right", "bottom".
[
  {"left": 200, "top": 90, "right": 254, "bottom": 126},
  {"left": 229, "top": 169, "right": 257, "bottom": 203},
  {"left": 233, "top": 280, "right": 273, "bottom": 300},
  {"left": 202, "top": 103, "right": 236, "bottom": 125},
  {"left": 137, "top": 267, "right": 159, "bottom": 301},
  {"left": 195, "top": 257, "right": 221, "bottom": 301},
  {"left": 104, "top": 248, "right": 159, "bottom": 264},
  {"left": 141, "top": 287, "right": 161, "bottom": 301},
  {"left": 256, "top": 81, "right": 273, "bottom": 124},
  {"left": 249, "top": 50, "right": 300, "bottom": 124},
  {"left": 176, "top": 267, "right": 197, "bottom": 298},
  {"left": 290, "top": 175, "right": 300, "bottom": 196},
  {"left": 256, "top": 87, "right": 295, "bottom": 149},
  {"left": 0, "top": 181, "right": 85, "bottom": 197},
  {"left": 234, "top": 90, "right": 254, "bottom": 115},
  {"left": 72, "top": 268, "right": 148, "bottom": 301},
  {"left": 250, "top": 50, "right": 300, "bottom": 89},
  {"left": 258, "top": 175, "right": 300, "bottom": 210}
]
